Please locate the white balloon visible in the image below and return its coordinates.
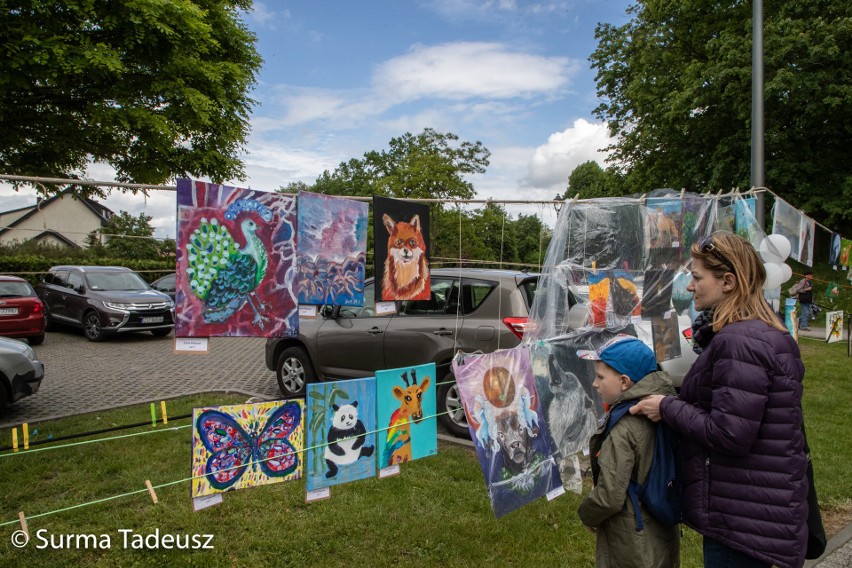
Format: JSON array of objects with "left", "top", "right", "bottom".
[
  {"left": 759, "top": 234, "right": 792, "bottom": 263},
  {"left": 779, "top": 263, "right": 793, "bottom": 284},
  {"left": 763, "top": 262, "right": 784, "bottom": 290}
]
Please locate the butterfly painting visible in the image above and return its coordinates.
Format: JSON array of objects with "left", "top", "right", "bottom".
[{"left": 191, "top": 400, "right": 304, "bottom": 497}]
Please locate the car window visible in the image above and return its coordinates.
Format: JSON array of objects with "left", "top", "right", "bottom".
[
  {"left": 67, "top": 272, "right": 84, "bottom": 291},
  {"left": 0, "top": 281, "right": 35, "bottom": 297},
  {"left": 85, "top": 272, "right": 149, "bottom": 291},
  {"left": 338, "top": 283, "right": 377, "bottom": 318},
  {"left": 518, "top": 277, "right": 540, "bottom": 309},
  {"left": 158, "top": 274, "right": 176, "bottom": 289},
  {"left": 399, "top": 278, "right": 455, "bottom": 316},
  {"left": 461, "top": 278, "right": 497, "bottom": 315},
  {"left": 49, "top": 271, "right": 69, "bottom": 286}
]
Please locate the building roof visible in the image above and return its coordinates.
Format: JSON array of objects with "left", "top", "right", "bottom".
[{"left": 0, "top": 188, "right": 115, "bottom": 238}]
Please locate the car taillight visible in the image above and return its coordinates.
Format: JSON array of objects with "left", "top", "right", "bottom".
[
  {"left": 682, "top": 328, "right": 692, "bottom": 341},
  {"left": 502, "top": 317, "right": 528, "bottom": 340},
  {"left": 32, "top": 301, "right": 43, "bottom": 313}
]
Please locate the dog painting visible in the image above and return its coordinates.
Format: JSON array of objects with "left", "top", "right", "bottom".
[{"left": 373, "top": 197, "right": 431, "bottom": 301}]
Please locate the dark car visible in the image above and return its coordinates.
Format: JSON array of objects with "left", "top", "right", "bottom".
[
  {"left": 0, "top": 336, "right": 44, "bottom": 413},
  {"left": 37, "top": 266, "right": 175, "bottom": 342},
  {"left": 0, "top": 275, "right": 46, "bottom": 346},
  {"left": 150, "top": 273, "right": 176, "bottom": 301},
  {"left": 266, "top": 268, "right": 538, "bottom": 436}
]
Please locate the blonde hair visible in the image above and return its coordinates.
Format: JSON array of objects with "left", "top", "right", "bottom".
[{"left": 690, "top": 231, "right": 786, "bottom": 332}]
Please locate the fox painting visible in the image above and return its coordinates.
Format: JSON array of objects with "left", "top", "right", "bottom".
[{"left": 381, "top": 213, "right": 430, "bottom": 301}]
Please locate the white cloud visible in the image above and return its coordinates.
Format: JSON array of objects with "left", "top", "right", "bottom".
[
  {"left": 525, "top": 119, "right": 614, "bottom": 190},
  {"left": 248, "top": 2, "right": 284, "bottom": 26},
  {"left": 373, "top": 42, "right": 577, "bottom": 101}
]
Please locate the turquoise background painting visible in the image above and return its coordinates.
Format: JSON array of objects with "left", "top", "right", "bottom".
[{"left": 376, "top": 363, "right": 438, "bottom": 466}]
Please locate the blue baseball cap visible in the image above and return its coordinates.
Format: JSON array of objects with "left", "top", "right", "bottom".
[{"left": 577, "top": 335, "right": 658, "bottom": 383}]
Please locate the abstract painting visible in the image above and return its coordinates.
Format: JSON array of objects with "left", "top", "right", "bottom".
[
  {"left": 785, "top": 298, "right": 798, "bottom": 341},
  {"left": 646, "top": 198, "right": 682, "bottom": 266},
  {"left": 651, "top": 311, "right": 682, "bottom": 362},
  {"left": 840, "top": 239, "right": 852, "bottom": 268},
  {"left": 641, "top": 269, "right": 675, "bottom": 318},
  {"left": 191, "top": 400, "right": 304, "bottom": 498},
  {"left": 453, "top": 347, "right": 562, "bottom": 518},
  {"left": 176, "top": 179, "right": 298, "bottom": 338},
  {"left": 297, "top": 191, "right": 368, "bottom": 306},
  {"left": 799, "top": 215, "right": 815, "bottom": 267},
  {"left": 773, "top": 199, "right": 803, "bottom": 264},
  {"left": 682, "top": 195, "right": 713, "bottom": 256},
  {"left": 588, "top": 270, "right": 641, "bottom": 327},
  {"left": 826, "top": 311, "right": 844, "bottom": 344},
  {"left": 376, "top": 363, "right": 437, "bottom": 466},
  {"left": 735, "top": 197, "right": 761, "bottom": 246},
  {"left": 374, "top": 196, "right": 431, "bottom": 301},
  {"left": 305, "top": 377, "right": 376, "bottom": 491}
]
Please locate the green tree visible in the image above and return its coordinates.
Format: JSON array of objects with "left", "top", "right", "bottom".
[
  {"left": 0, "top": 0, "right": 262, "bottom": 193},
  {"left": 277, "top": 181, "right": 312, "bottom": 194},
  {"left": 564, "top": 161, "right": 620, "bottom": 199},
  {"left": 591, "top": 0, "right": 852, "bottom": 229},
  {"left": 314, "top": 128, "right": 490, "bottom": 200},
  {"left": 84, "top": 229, "right": 106, "bottom": 257},
  {"left": 100, "top": 211, "right": 160, "bottom": 259}
]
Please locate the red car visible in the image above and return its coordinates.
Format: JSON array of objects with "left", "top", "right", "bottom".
[{"left": 0, "top": 275, "right": 46, "bottom": 346}]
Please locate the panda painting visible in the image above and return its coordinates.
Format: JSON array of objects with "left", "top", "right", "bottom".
[{"left": 324, "top": 401, "right": 375, "bottom": 478}]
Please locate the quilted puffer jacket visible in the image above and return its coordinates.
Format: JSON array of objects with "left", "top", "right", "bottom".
[{"left": 660, "top": 319, "right": 808, "bottom": 568}]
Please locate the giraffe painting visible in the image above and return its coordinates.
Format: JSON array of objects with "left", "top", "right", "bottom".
[{"left": 376, "top": 363, "right": 438, "bottom": 465}]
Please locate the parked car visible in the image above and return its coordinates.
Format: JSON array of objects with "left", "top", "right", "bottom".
[
  {"left": 36, "top": 266, "right": 175, "bottom": 342},
  {"left": 0, "top": 275, "right": 46, "bottom": 346},
  {"left": 150, "top": 273, "right": 176, "bottom": 301},
  {"left": 0, "top": 336, "right": 44, "bottom": 413},
  {"left": 266, "top": 268, "right": 698, "bottom": 437}
]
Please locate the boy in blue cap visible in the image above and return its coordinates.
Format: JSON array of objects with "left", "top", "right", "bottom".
[{"left": 576, "top": 335, "right": 680, "bottom": 568}]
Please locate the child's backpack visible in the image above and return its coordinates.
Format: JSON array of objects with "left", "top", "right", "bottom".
[{"left": 604, "top": 400, "right": 682, "bottom": 531}]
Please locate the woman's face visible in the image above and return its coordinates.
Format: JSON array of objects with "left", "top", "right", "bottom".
[{"left": 687, "top": 257, "right": 727, "bottom": 311}]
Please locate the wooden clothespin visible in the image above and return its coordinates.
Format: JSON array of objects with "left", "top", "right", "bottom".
[
  {"left": 145, "top": 480, "right": 159, "bottom": 504},
  {"left": 160, "top": 401, "right": 168, "bottom": 425},
  {"left": 18, "top": 512, "right": 28, "bottom": 538},
  {"left": 679, "top": 188, "right": 686, "bottom": 200}
]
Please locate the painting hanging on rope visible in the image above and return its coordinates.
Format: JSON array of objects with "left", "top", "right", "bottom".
[
  {"left": 297, "top": 192, "right": 368, "bottom": 306},
  {"left": 452, "top": 347, "right": 562, "bottom": 518},
  {"left": 305, "top": 377, "right": 376, "bottom": 491},
  {"left": 826, "top": 311, "right": 844, "bottom": 344},
  {"left": 651, "top": 311, "right": 682, "bottom": 362},
  {"left": 191, "top": 399, "right": 304, "bottom": 498},
  {"left": 735, "top": 197, "right": 761, "bottom": 247},
  {"left": 176, "top": 179, "right": 298, "bottom": 337},
  {"left": 373, "top": 196, "right": 431, "bottom": 301},
  {"left": 641, "top": 269, "right": 675, "bottom": 318},
  {"left": 784, "top": 298, "right": 799, "bottom": 341},
  {"left": 839, "top": 239, "right": 852, "bottom": 268},
  {"left": 772, "top": 199, "right": 803, "bottom": 264},
  {"left": 799, "top": 215, "right": 815, "bottom": 267},
  {"left": 681, "top": 195, "right": 712, "bottom": 255},
  {"left": 588, "top": 270, "right": 641, "bottom": 327},
  {"left": 646, "top": 198, "right": 683, "bottom": 267},
  {"left": 829, "top": 233, "right": 842, "bottom": 267},
  {"left": 376, "top": 363, "right": 437, "bottom": 466}
]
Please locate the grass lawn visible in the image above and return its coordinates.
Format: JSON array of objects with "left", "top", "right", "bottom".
[{"left": 1, "top": 340, "right": 849, "bottom": 567}]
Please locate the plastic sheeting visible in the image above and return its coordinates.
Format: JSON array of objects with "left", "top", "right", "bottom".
[{"left": 524, "top": 190, "right": 766, "bottom": 469}]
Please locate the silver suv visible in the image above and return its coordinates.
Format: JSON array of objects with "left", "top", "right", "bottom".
[{"left": 265, "top": 268, "right": 538, "bottom": 436}]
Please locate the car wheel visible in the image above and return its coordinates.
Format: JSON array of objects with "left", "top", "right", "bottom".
[
  {"left": 437, "top": 373, "right": 470, "bottom": 438},
  {"left": 276, "top": 346, "right": 314, "bottom": 397},
  {"left": 27, "top": 335, "right": 45, "bottom": 346},
  {"left": 151, "top": 328, "right": 172, "bottom": 338},
  {"left": 83, "top": 311, "right": 105, "bottom": 342}
]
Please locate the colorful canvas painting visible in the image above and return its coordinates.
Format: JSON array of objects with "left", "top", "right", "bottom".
[
  {"left": 799, "top": 215, "right": 815, "bottom": 267},
  {"left": 681, "top": 195, "right": 712, "bottom": 256},
  {"left": 714, "top": 200, "right": 736, "bottom": 234},
  {"left": 651, "top": 311, "right": 682, "bottom": 362},
  {"left": 785, "top": 298, "right": 798, "bottom": 341},
  {"left": 773, "top": 199, "right": 803, "bottom": 263},
  {"left": 305, "top": 377, "right": 376, "bottom": 491},
  {"left": 373, "top": 196, "right": 431, "bottom": 301},
  {"left": 735, "top": 197, "right": 761, "bottom": 246},
  {"left": 671, "top": 270, "right": 698, "bottom": 320},
  {"left": 588, "top": 270, "right": 641, "bottom": 327},
  {"left": 646, "top": 198, "right": 682, "bottom": 266},
  {"left": 297, "top": 191, "right": 368, "bottom": 306},
  {"left": 641, "top": 269, "right": 675, "bottom": 318},
  {"left": 826, "top": 311, "right": 844, "bottom": 344},
  {"left": 175, "top": 179, "right": 299, "bottom": 338},
  {"left": 376, "top": 363, "right": 437, "bottom": 466},
  {"left": 829, "top": 233, "right": 842, "bottom": 266},
  {"left": 839, "top": 239, "right": 852, "bottom": 268},
  {"left": 452, "top": 347, "right": 562, "bottom": 518},
  {"left": 191, "top": 400, "right": 304, "bottom": 498}
]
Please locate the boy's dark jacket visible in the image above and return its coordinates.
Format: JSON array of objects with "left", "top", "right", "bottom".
[{"left": 578, "top": 371, "right": 680, "bottom": 568}]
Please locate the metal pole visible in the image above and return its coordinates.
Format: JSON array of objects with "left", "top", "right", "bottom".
[{"left": 751, "top": 0, "right": 766, "bottom": 227}]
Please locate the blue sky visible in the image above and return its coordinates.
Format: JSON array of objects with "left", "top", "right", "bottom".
[{"left": 2, "top": 0, "right": 632, "bottom": 238}]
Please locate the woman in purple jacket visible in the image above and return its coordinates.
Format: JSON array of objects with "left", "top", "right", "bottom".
[{"left": 632, "top": 231, "right": 808, "bottom": 568}]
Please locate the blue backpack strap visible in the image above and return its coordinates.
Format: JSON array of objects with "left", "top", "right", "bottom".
[{"left": 604, "top": 401, "right": 645, "bottom": 532}]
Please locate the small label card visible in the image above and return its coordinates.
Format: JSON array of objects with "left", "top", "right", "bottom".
[
  {"left": 174, "top": 337, "right": 209, "bottom": 353},
  {"left": 306, "top": 487, "right": 330, "bottom": 503},
  {"left": 375, "top": 301, "right": 396, "bottom": 316},
  {"left": 192, "top": 493, "right": 223, "bottom": 512},
  {"left": 379, "top": 465, "right": 401, "bottom": 478},
  {"left": 299, "top": 305, "right": 318, "bottom": 318},
  {"left": 546, "top": 485, "right": 567, "bottom": 501}
]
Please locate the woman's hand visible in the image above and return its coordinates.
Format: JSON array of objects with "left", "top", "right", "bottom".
[{"left": 629, "top": 395, "right": 666, "bottom": 422}]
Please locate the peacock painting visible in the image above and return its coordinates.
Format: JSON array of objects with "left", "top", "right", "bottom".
[{"left": 175, "top": 179, "right": 299, "bottom": 338}]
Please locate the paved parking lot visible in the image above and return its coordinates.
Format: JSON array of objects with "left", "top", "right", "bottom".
[{"left": 0, "top": 328, "right": 281, "bottom": 428}]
